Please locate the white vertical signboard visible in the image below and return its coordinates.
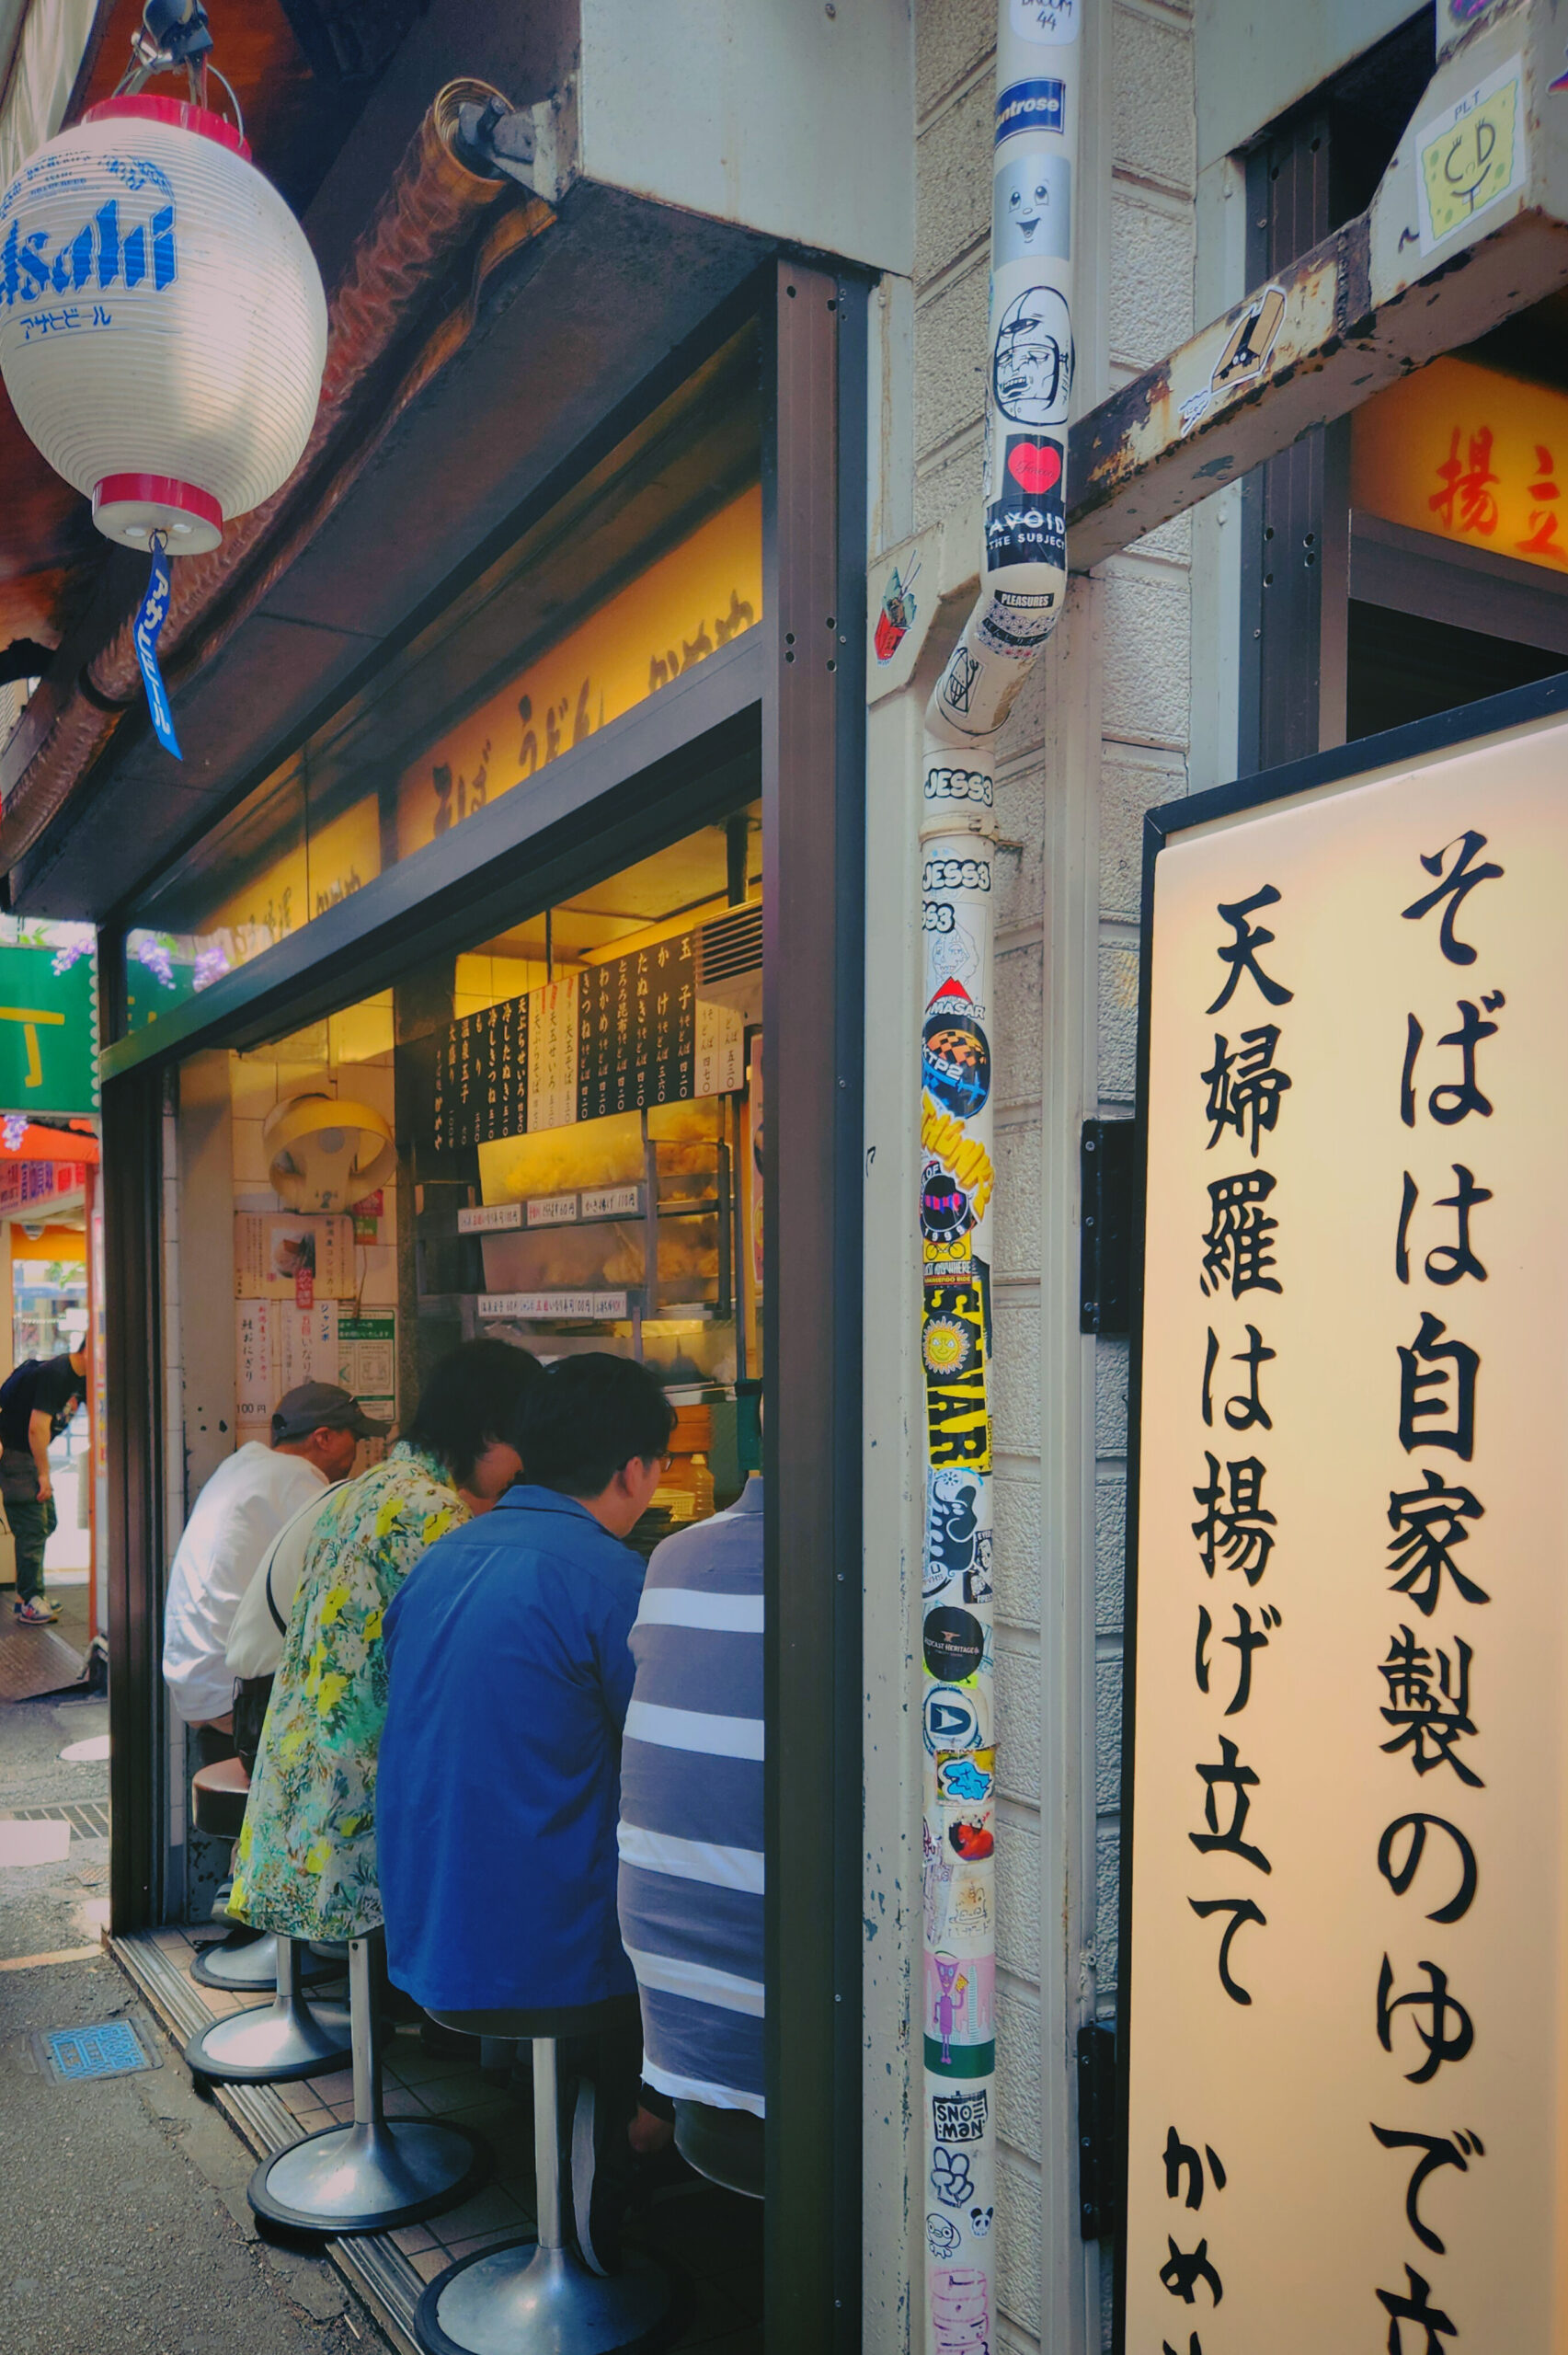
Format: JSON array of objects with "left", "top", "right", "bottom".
[{"left": 1124, "top": 718, "right": 1568, "bottom": 2350}]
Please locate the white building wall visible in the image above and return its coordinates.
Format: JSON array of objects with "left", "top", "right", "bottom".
[{"left": 866, "top": 4, "right": 1200, "bottom": 2346}]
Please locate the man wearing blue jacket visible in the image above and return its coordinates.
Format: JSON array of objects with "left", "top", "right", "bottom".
[{"left": 377, "top": 1350, "right": 675, "bottom": 2272}]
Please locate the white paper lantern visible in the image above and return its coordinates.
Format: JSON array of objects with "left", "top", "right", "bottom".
[{"left": 0, "top": 95, "right": 326, "bottom": 556}]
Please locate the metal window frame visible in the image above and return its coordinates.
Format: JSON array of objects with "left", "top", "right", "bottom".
[
  {"left": 1112, "top": 659, "right": 1568, "bottom": 2349},
  {"left": 1350, "top": 511, "right": 1568, "bottom": 652},
  {"left": 761, "top": 256, "right": 867, "bottom": 2351},
  {"left": 98, "top": 255, "right": 868, "bottom": 2347}
]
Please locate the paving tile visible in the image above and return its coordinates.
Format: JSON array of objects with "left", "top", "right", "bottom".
[
  {"left": 409, "top": 2070, "right": 494, "bottom": 2115},
  {"left": 390, "top": 2223, "right": 438, "bottom": 2256},
  {"left": 410, "top": 2248, "right": 450, "bottom": 2284},
  {"left": 439, "top": 2225, "right": 530, "bottom": 2263},
  {"left": 426, "top": 2183, "right": 525, "bottom": 2241},
  {"left": 307, "top": 2068, "right": 356, "bottom": 2104},
  {"left": 383, "top": 2038, "right": 473, "bottom": 2086},
  {"left": 381, "top": 2085, "right": 429, "bottom": 2120}
]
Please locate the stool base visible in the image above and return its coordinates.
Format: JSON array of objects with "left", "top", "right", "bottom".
[
  {"left": 191, "top": 1929, "right": 339, "bottom": 1993},
  {"left": 415, "top": 2238, "right": 676, "bottom": 2355},
  {"left": 185, "top": 1982, "right": 352, "bottom": 2085},
  {"left": 248, "top": 2117, "right": 487, "bottom": 2235}
]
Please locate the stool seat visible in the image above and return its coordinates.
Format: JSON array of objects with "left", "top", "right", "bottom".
[
  {"left": 191, "top": 1757, "right": 250, "bottom": 1841},
  {"left": 674, "top": 2100, "right": 764, "bottom": 2200},
  {"left": 426, "top": 1992, "right": 642, "bottom": 2042}
]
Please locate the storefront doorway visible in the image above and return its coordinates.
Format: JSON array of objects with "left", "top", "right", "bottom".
[{"left": 97, "top": 260, "right": 865, "bottom": 2347}]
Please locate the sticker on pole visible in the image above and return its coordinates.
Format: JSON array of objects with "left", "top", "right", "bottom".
[
  {"left": 132, "top": 535, "right": 182, "bottom": 760},
  {"left": 1416, "top": 56, "right": 1526, "bottom": 255}
]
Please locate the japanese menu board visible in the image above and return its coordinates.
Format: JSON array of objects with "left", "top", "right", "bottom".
[
  {"left": 434, "top": 933, "right": 741, "bottom": 1150},
  {"left": 1123, "top": 720, "right": 1568, "bottom": 2351}
]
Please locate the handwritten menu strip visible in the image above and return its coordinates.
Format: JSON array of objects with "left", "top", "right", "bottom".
[
  {"left": 526, "top": 1194, "right": 579, "bottom": 1227},
  {"left": 478, "top": 1290, "right": 629, "bottom": 1321},
  {"left": 457, "top": 1202, "right": 524, "bottom": 1235}
]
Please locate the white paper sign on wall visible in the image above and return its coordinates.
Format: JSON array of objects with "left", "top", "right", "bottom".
[{"left": 1123, "top": 712, "right": 1568, "bottom": 2352}]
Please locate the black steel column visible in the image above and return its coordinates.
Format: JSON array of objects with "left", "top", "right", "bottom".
[
  {"left": 1239, "top": 110, "right": 1339, "bottom": 772},
  {"left": 101, "top": 1057, "right": 168, "bottom": 1933},
  {"left": 761, "top": 257, "right": 866, "bottom": 2349}
]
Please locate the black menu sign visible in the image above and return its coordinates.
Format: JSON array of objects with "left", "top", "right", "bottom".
[
  {"left": 432, "top": 994, "right": 528, "bottom": 1152},
  {"left": 431, "top": 930, "right": 703, "bottom": 1152},
  {"left": 577, "top": 933, "right": 697, "bottom": 1121}
]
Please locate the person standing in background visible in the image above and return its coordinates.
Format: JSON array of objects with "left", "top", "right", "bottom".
[
  {"left": 0, "top": 1339, "right": 86, "bottom": 1625},
  {"left": 162, "top": 1383, "right": 383, "bottom": 1764}
]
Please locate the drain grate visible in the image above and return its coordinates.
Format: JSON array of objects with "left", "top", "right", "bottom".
[
  {"left": 36, "top": 2019, "right": 157, "bottom": 2081},
  {"left": 11, "top": 1801, "right": 109, "bottom": 1839}
]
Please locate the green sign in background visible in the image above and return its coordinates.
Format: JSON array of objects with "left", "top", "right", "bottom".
[{"left": 0, "top": 944, "right": 98, "bottom": 1115}]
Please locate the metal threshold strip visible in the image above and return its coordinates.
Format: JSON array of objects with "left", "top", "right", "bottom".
[{"left": 109, "top": 1932, "right": 425, "bottom": 2355}]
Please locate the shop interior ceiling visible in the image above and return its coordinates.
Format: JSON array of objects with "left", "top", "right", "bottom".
[{"left": 0, "top": 0, "right": 771, "bottom": 925}]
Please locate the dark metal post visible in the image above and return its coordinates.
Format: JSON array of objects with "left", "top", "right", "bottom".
[
  {"left": 761, "top": 256, "right": 866, "bottom": 2349},
  {"left": 101, "top": 1058, "right": 167, "bottom": 1933}
]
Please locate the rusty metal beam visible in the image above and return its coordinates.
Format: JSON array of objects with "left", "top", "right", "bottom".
[
  {"left": 1067, "top": 0, "right": 1568, "bottom": 569},
  {"left": 1067, "top": 208, "right": 1568, "bottom": 569}
]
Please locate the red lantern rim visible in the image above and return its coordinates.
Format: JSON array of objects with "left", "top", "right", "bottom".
[
  {"left": 82, "top": 95, "right": 252, "bottom": 162},
  {"left": 95, "top": 474, "right": 224, "bottom": 533}
]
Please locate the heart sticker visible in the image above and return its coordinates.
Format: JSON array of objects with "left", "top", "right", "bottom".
[{"left": 1006, "top": 438, "right": 1061, "bottom": 496}]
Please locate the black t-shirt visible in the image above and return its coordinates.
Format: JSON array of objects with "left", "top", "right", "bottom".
[{"left": 0, "top": 1353, "right": 83, "bottom": 1453}]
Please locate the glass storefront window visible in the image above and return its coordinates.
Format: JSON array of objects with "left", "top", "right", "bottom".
[
  {"left": 123, "top": 327, "right": 761, "bottom": 1029},
  {"left": 182, "top": 799, "right": 761, "bottom": 1523}
]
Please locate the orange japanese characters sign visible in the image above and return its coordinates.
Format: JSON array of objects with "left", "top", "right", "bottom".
[{"left": 1352, "top": 357, "right": 1568, "bottom": 574}]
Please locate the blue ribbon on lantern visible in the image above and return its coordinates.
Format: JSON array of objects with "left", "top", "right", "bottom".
[{"left": 132, "top": 532, "right": 182, "bottom": 760}]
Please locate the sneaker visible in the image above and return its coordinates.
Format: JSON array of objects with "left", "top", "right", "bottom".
[{"left": 14, "top": 1597, "right": 60, "bottom": 1624}]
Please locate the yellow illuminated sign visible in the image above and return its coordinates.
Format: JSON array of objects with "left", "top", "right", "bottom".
[
  {"left": 394, "top": 485, "right": 762, "bottom": 860},
  {"left": 160, "top": 487, "right": 760, "bottom": 994},
  {"left": 1352, "top": 355, "right": 1568, "bottom": 574}
]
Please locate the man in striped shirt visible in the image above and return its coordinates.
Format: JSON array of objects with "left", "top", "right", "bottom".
[{"left": 617, "top": 1472, "right": 765, "bottom": 2172}]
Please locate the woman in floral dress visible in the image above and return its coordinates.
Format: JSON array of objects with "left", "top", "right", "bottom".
[{"left": 231, "top": 1339, "right": 542, "bottom": 1945}]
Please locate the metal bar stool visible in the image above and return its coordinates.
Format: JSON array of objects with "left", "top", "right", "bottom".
[
  {"left": 413, "top": 1994, "right": 675, "bottom": 2355},
  {"left": 193, "top": 1924, "right": 344, "bottom": 1993},
  {"left": 671, "top": 2102, "right": 764, "bottom": 2201},
  {"left": 183, "top": 1758, "right": 354, "bottom": 2083},
  {"left": 248, "top": 1927, "right": 488, "bottom": 2235}
]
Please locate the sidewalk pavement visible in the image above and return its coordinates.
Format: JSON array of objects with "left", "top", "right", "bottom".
[{"left": 0, "top": 1946, "right": 372, "bottom": 2354}]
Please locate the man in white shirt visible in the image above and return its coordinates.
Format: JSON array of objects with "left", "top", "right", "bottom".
[{"left": 162, "top": 1383, "right": 386, "bottom": 1763}]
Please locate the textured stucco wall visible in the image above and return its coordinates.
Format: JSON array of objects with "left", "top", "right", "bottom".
[{"left": 910, "top": 4, "right": 1197, "bottom": 2343}]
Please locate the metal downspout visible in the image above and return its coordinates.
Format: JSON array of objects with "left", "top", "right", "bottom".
[
  {"left": 917, "top": 6, "right": 1082, "bottom": 2351},
  {"left": 0, "top": 77, "right": 550, "bottom": 879}
]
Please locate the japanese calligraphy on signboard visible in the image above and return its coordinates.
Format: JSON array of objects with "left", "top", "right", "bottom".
[
  {"left": 433, "top": 934, "right": 743, "bottom": 1151},
  {"left": 1352, "top": 355, "right": 1568, "bottom": 576},
  {"left": 1123, "top": 718, "right": 1568, "bottom": 2350}
]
